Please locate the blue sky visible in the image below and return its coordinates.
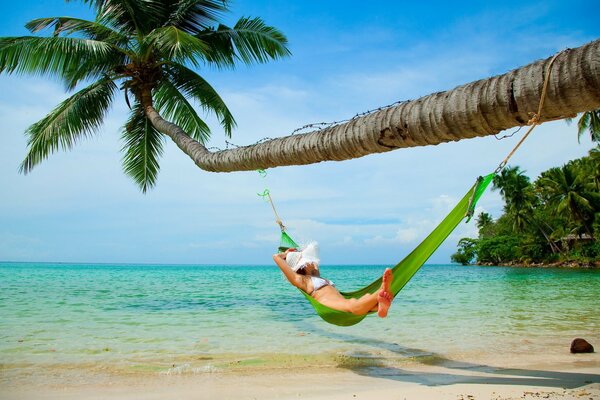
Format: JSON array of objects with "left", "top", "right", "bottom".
[{"left": 1, "top": 1, "right": 598, "bottom": 265}]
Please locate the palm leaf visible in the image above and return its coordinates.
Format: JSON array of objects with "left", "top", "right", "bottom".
[
  {"left": 163, "top": 0, "right": 228, "bottom": 33},
  {"left": 0, "top": 36, "right": 120, "bottom": 85},
  {"left": 229, "top": 17, "right": 291, "bottom": 63},
  {"left": 145, "top": 26, "right": 209, "bottom": 66},
  {"left": 164, "top": 62, "right": 235, "bottom": 136},
  {"left": 25, "top": 17, "right": 129, "bottom": 46},
  {"left": 197, "top": 17, "right": 290, "bottom": 67},
  {"left": 64, "top": 55, "right": 128, "bottom": 91},
  {"left": 74, "top": 0, "right": 164, "bottom": 35},
  {"left": 121, "top": 104, "right": 164, "bottom": 192},
  {"left": 20, "top": 78, "right": 117, "bottom": 173},
  {"left": 154, "top": 79, "right": 211, "bottom": 143},
  {"left": 577, "top": 109, "right": 600, "bottom": 143}
]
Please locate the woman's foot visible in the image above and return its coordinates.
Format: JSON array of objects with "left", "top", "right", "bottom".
[{"left": 377, "top": 268, "right": 393, "bottom": 318}]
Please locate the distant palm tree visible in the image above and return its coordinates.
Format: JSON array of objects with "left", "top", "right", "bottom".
[
  {"left": 576, "top": 109, "right": 600, "bottom": 143},
  {"left": 476, "top": 212, "right": 494, "bottom": 238},
  {"left": 494, "top": 166, "right": 561, "bottom": 253},
  {"left": 538, "top": 164, "right": 600, "bottom": 238},
  {"left": 476, "top": 212, "right": 493, "bottom": 229},
  {"left": 492, "top": 166, "right": 534, "bottom": 232},
  {"left": 0, "top": 0, "right": 290, "bottom": 191},
  {"left": 588, "top": 146, "right": 600, "bottom": 190}
]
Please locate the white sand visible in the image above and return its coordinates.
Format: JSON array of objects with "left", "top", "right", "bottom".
[{"left": 2, "top": 355, "right": 599, "bottom": 400}]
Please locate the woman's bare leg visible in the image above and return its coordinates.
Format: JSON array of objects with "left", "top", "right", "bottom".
[{"left": 319, "top": 268, "right": 394, "bottom": 316}]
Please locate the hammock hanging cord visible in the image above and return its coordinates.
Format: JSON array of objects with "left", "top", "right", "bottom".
[{"left": 495, "top": 50, "right": 564, "bottom": 173}]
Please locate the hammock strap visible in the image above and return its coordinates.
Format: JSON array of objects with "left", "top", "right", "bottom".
[
  {"left": 258, "top": 189, "right": 286, "bottom": 231},
  {"left": 257, "top": 168, "right": 286, "bottom": 231},
  {"left": 494, "top": 50, "right": 563, "bottom": 174}
]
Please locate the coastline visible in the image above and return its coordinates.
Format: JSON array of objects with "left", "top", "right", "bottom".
[
  {"left": 473, "top": 261, "right": 600, "bottom": 268},
  {"left": 2, "top": 351, "right": 599, "bottom": 400}
]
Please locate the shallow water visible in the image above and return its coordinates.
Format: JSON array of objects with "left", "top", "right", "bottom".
[{"left": 1, "top": 262, "right": 599, "bottom": 375}]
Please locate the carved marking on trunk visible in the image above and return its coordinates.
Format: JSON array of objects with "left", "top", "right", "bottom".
[
  {"left": 508, "top": 77, "right": 525, "bottom": 124},
  {"left": 377, "top": 127, "right": 401, "bottom": 149}
]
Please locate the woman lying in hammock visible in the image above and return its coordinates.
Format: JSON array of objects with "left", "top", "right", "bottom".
[{"left": 273, "top": 242, "right": 395, "bottom": 317}]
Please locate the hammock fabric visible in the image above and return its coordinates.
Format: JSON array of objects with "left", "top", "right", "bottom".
[{"left": 278, "top": 173, "right": 494, "bottom": 326}]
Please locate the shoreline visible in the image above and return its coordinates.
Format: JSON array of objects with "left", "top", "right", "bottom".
[
  {"left": 2, "top": 353, "right": 599, "bottom": 400},
  {"left": 473, "top": 261, "right": 600, "bottom": 268}
]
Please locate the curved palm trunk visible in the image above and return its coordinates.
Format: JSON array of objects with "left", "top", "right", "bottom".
[{"left": 144, "top": 38, "right": 600, "bottom": 173}]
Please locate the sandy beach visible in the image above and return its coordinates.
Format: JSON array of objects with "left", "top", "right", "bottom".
[{"left": 2, "top": 351, "right": 599, "bottom": 400}]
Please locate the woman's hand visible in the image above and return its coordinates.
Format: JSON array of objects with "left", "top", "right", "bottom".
[{"left": 274, "top": 248, "right": 297, "bottom": 259}]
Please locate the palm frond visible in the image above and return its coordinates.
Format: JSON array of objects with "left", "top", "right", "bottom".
[
  {"left": 20, "top": 78, "right": 117, "bottom": 173},
  {"left": 164, "top": 62, "right": 235, "bottom": 136},
  {"left": 0, "top": 36, "right": 121, "bottom": 85},
  {"left": 25, "top": 17, "right": 129, "bottom": 46},
  {"left": 74, "top": 0, "right": 164, "bottom": 35},
  {"left": 145, "top": 26, "right": 209, "bottom": 66},
  {"left": 230, "top": 17, "right": 291, "bottom": 63},
  {"left": 577, "top": 109, "right": 600, "bottom": 143},
  {"left": 197, "top": 17, "right": 290, "bottom": 67},
  {"left": 577, "top": 111, "right": 590, "bottom": 143},
  {"left": 64, "top": 55, "right": 127, "bottom": 91},
  {"left": 154, "top": 79, "right": 211, "bottom": 143},
  {"left": 121, "top": 104, "right": 164, "bottom": 192},
  {"left": 163, "top": 0, "right": 228, "bottom": 33}
]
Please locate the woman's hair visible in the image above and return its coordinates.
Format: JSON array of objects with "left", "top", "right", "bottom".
[{"left": 295, "top": 266, "right": 307, "bottom": 276}]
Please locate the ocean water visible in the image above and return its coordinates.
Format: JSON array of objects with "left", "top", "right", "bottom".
[{"left": 1, "top": 262, "right": 599, "bottom": 376}]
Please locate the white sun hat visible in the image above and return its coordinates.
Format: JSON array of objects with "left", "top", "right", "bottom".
[
  {"left": 286, "top": 241, "right": 320, "bottom": 272},
  {"left": 285, "top": 251, "right": 303, "bottom": 271}
]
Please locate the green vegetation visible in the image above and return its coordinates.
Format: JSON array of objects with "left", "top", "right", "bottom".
[
  {"left": 452, "top": 146, "right": 600, "bottom": 266},
  {"left": 0, "top": 0, "right": 290, "bottom": 192}
]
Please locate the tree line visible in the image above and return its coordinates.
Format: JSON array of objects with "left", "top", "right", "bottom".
[{"left": 452, "top": 136, "right": 600, "bottom": 266}]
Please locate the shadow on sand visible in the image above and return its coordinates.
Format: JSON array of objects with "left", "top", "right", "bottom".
[{"left": 304, "top": 323, "right": 599, "bottom": 389}]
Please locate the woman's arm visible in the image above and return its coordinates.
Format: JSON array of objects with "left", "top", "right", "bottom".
[{"left": 273, "top": 251, "right": 308, "bottom": 292}]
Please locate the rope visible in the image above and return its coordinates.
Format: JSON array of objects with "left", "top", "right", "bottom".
[
  {"left": 257, "top": 172, "right": 286, "bottom": 231},
  {"left": 494, "top": 50, "right": 564, "bottom": 173}
]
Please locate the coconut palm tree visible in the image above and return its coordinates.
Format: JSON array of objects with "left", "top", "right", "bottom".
[
  {"left": 2, "top": 2, "right": 600, "bottom": 178},
  {"left": 537, "top": 163, "right": 600, "bottom": 238},
  {"left": 0, "top": 0, "right": 290, "bottom": 191},
  {"left": 475, "top": 212, "right": 494, "bottom": 238},
  {"left": 476, "top": 212, "right": 493, "bottom": 230},
  {"left": 492, "top": 166, "right": 534, "bottom": 232}
]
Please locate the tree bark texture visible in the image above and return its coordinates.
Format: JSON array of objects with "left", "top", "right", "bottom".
[{"left": 146, "top": 39, "right": 600, "bottom": 173}]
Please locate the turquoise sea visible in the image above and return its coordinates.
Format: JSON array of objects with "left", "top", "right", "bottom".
[{"left": 1, "top": 262, "right": 599, "bottom": 378}]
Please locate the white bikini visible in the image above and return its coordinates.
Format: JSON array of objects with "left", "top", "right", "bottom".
[{"left": 309, "top": 276, "right": 334, "bottom": 295}]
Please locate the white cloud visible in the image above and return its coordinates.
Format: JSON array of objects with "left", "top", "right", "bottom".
[{"left": 395, "top": 227, "right": 420, "bottom": 244}]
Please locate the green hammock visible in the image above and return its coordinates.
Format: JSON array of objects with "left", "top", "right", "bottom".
[{"left": 278, "top": 173, "right": 494, "bottom": 326}]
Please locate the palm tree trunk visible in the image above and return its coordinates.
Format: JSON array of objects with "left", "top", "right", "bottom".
[
  {"left": 144, "top": 38, "right": 600, "bottom": 173},
  {"left": 532, "top": 218, "right": 562, "bottom": 254}
]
